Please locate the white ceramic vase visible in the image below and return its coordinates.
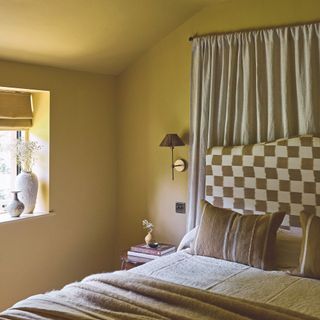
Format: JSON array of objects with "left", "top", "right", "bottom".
[
  {"left": 15, "top": 171, "right": 38, "bottom": 214},
  {"left": 7, "top": 191, "right": 24, "bottom": 217}
]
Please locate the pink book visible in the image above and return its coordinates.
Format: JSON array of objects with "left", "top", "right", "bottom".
[{"left": 130, "top": 243, "right": 176, "bottom": 256}]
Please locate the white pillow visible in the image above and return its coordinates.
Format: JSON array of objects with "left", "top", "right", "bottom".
[{"left": 177, "top": 227, "right": 198, "bottom": 251}]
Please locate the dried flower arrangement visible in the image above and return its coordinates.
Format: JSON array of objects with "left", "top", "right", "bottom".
[
  {"left": 142, "top": 219, "right": 154, "bottom": 233},
  {"left": 14, "top": 140, "right": 41, "bottom": 172}
]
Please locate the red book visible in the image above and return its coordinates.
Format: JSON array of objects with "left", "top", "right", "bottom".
[{"left": 130, "top": 243, "right": 176, "bottom": 256}]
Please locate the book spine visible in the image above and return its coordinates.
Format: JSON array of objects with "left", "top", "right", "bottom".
[
  {"left": 159, "top": 247, "right": 176, "bottom": 255},
  {"left": 127, "top": 256, "right": 153, "bottom": 263},
  {"left": 130, "top": 247, "right": 162, "bottom": 255},
  {"left": 130, "top": 246, "right": 176, "bottom": 256},
  {"left": 127, "top": 251, "right": 160, "bottom": 259}
]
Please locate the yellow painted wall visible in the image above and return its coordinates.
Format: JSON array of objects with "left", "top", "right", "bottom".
[
  {"left": 2, "top": 0, "right": 320, "bottom": 308},
  {"left": 115, "top": 0, "right": 320, "bottom": 261},
  {"left": 0, "top": 61, "right": 116, "bottom": 310},
  {"left": 30, "top": 91, "right": 50, "bottom": 213}
]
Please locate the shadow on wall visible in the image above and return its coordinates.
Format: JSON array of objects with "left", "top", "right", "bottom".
[{"left": 181, "top": 129, "right": 189, "bottom": 145}]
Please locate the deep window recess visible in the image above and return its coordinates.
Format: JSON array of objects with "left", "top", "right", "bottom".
[{"left": 0, "top": 89, "right": 50, "bottom": 220}]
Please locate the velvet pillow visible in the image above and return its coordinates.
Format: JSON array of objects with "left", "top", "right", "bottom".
[
  {"left": 290, "top": 211, "right": 320, "bottom": 279},
  {"left": 275, "top": 229, "right": 302, "bottom": 269},
  {"left": 193, "top": 201, "right": 285, "bottom": 270}
]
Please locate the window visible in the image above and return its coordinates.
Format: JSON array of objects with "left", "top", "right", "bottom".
[
  {"left": 0, "top": 130, "right": 26, "bottom": 212},
  {"left": 0, "top": 88, "right": 50, "bottom": 222}
]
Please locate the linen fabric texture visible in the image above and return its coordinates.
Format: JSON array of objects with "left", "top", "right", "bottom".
[
  {"left": 188, "top": 22, "right": 320, "bottom": 231},
  {"left": 178, "top": 226, "right": 302, "bottom": 269},
  {"left": 193, "top": 201, "right": 285, "bottom": 270},
  {"left": 1, "top": 271, "right": 316, "bottom": 320},
  {"left": 275, "top": 229, "right": 302, "bottom": 269},
  {"left": 0, "top": 91, "right": 33, "bottom": 128},
  {"left": 291, "top": 211, "right": 320, "bottom": 279}
]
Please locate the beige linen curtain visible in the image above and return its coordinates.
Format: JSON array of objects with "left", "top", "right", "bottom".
[{"left": 188, "top": 22, "right": 320, "bottom": 231}]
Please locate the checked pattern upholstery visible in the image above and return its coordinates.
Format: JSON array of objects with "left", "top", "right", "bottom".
[{"left": 205, "top": 135, "right": 320, "bottom": 229}]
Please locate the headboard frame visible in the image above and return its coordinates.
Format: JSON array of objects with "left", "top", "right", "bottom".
[{"left": 205, "top": 135, "right": 320, "bottom": 229}]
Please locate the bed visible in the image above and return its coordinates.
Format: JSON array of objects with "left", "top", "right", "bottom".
[
  {"left": 1, "top": 135, "right": 320, "bottom": 320},
  {"left": 0, "top": 251, "right": 319, "bottom": 320}
]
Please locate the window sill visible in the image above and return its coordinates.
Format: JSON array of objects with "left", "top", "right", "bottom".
[{"left": 0, "top": 211, "right": 54, "bottom": 225}]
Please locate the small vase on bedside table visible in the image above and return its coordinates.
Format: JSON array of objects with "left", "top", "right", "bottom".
[
  {"left": 142, "top": 219, "right": 154, "bottom": 246},
  {"left": 145, "top": 231, "right": 153, "bottom": 245}
]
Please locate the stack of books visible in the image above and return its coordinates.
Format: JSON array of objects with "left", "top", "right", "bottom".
[{"left": 127, "top": 243, "right": 176, "bottom": 263}]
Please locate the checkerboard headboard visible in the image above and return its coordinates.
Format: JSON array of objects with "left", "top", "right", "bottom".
[{"left": 205, "top": 135, "right": 320, "bottom": 228}]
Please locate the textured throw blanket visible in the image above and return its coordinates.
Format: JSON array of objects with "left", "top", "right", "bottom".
[{"left": 0, "top": 271, "right": 317, "bottom": 320}]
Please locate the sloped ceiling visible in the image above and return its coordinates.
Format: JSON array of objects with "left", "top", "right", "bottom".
[{"left": 0, "top": 0, "right": 213, "bottom": 75}]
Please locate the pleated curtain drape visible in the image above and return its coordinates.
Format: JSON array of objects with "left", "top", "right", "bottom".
[{"left": 188, "top": 22, "right": 320, "bottom": 231}]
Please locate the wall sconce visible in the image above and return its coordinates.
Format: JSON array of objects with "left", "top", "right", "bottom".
[{"left": 159, "top": 133, "right": 187, "bottom": 180}]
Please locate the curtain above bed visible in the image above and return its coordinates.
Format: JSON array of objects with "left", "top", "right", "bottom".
[{"left": 188, "top": 22, "right": 320, "bottom": 230}]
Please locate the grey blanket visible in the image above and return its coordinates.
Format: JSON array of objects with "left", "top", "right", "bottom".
[{"left": 0, "top": 271, "right": 317, "bottom": 320}]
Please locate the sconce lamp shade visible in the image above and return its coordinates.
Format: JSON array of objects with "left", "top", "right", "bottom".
[
  {"left": 160, "top": 133, "right": 185, "bottom": 180},
  {"left": 159, "top": 133, "right": 185, "bottom": 147}
]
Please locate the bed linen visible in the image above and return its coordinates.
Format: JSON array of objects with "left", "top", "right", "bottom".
[
  {"left": 0, "top": 266, "right": 318, "bottom": 320},
  {"left": 132, "top": 250, "right": 320, "bottom": 319}
]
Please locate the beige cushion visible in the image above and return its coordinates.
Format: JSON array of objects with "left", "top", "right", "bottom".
[
  {"left": 291, "top": 211, "right": 320, "bottom": 279},
  {"left": 193, "top": 201, "right": 285, "bottom": 270},
  {"left": 275, "top": 229, "right": 302, "bottom": 269}
]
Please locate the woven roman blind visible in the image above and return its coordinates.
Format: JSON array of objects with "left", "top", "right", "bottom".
[{"left": 0, "top": 91, "right": 33, "bottom": 128}]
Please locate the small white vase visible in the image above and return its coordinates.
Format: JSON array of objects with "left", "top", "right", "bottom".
[
  {"left": 15, "top": 171, "right": 38, "bottom": 214},
  {"left": 7, "top": 191, "right": 24, "bottom": 217}
]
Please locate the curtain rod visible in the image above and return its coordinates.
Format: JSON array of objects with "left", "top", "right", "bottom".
[{"left": 188, "top": 20, "right": 320, "bottom": 41}]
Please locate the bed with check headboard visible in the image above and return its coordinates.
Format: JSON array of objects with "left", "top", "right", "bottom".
[{"left": 1, "top": 135, "right": 320, "bottom": 320}]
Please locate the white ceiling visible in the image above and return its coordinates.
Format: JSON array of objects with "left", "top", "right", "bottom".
[{"left": 0, "top": 0, "right": 213, "bottom": 75}]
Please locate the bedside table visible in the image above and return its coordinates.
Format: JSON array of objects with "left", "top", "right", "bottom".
[{"left": 120, "top": 253, "right": 152, "bottom": 270}]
